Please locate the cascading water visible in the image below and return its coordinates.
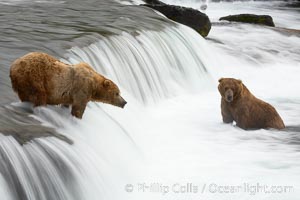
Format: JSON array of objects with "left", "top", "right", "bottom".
[
  {"left": 0, "top": 10, "right": 215, "bottom": 199},
  {"left": 0, "top": 0, "right": 300, "bottom": 200},
  {"left": 64, "top": 26, "right": 213, "bottom": 104}
]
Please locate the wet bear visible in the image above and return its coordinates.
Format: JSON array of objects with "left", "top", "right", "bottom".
[
  {"left": 218, "top": 78, "right": 285, "bottom": 130},
  {"left": 10, "top": 52, "right": 127, "bottom": 118}
]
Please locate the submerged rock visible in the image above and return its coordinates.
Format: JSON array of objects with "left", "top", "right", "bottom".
[
  {"left": 0, "top": 104, "right": 73, "bottom": 145},
  {"left": 272, "top": 27, "right": 300, "bottom": 37},
  {"left": 141, "top": 0, "right": 211, "bottom": 37},
  {"left": 219, "top": 14, "right": 275, "bottom": 27}
]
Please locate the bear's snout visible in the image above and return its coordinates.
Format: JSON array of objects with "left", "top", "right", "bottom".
[
  {"left": 117, "top": 96, "right": 127, "bottom": 108},
  {"left": 120, "top": 100, "right": 127, "bottom": 108},
  {"left": 226, "top": 95, "right": 233, "bottom": 102},
  {"left": 225, "top": 89, "right": 234, "bottom": 102}
]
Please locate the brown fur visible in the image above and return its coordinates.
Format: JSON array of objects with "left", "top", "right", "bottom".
[
  {"left": 10, "top": 52, "right": 127, "bottom": 119},
  {"left": 218, "top": 78, "right": 285, "bottom": 130}
]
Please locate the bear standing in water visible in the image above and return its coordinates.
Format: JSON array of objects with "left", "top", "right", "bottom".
[
  {"left": 10, "top": 52, "right": 127, "bottom": 119},
  {"left": 218, "top": 78, "right": 285, "bottom": 130}
]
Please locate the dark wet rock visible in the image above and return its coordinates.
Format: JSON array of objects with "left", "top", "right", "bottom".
[
  {"left": 141, "top": 0, "right": 211, "bottom": 37},
  {"left": 219, "top": 14, "right": 275, "bottom": 27},
  {"left": 143, "top": 0, "right": 165, "bottom": 5},
  {"left": 0, "top": 104, "right": 73, "bottom": 145}
]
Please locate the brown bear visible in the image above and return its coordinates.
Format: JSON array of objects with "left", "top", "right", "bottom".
[
  {"left": 10, "top": 52, "right": 127, "bottom": 119},
  {"left": 218, "top": 78, "right": 285, "bottom": 130}
]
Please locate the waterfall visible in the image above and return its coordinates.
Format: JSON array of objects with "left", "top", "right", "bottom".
[
  {"left": 1, "top": 0, "right": 300, "bottom": 199},
  {"left": 0, "top": 23, "right": 215, "bottom": 200},
  {"left": 64, "top": 25, "right": 214, "bottom": 104},
  {"left": 2, "top": 0, "right": 300, "bottom": 198}
]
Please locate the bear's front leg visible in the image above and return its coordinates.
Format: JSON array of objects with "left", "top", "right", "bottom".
[
  {"left": 221, "top": 100, "right": 234, "bottom": 123},
  {"left": 222, "top": 110, "right": 234, "bottom": 123},
  {"left": 71, "top": 101, "right": 87, "bottom": 119}
]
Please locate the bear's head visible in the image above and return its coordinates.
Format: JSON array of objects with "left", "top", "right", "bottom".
[
  {"left": 218, "top": 78, "right": 243, "bottom": 103},
  {"left": 93, "top": 78, "right": 127, "bottom": 108}
]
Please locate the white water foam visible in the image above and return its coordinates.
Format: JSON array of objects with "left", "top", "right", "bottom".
[
  {"left": 1, "top": 2, "right": 300, "bottom": 199},
  {"left": 32, "top": 21, "right": 300, "bottom": 200}
]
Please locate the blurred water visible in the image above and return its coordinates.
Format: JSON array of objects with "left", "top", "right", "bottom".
[
  {"left": 64, "top": 26, "right": 212, "bottom": 104},
  {"left": 0, "top": 0, "right": 300, "bottom": 200}
]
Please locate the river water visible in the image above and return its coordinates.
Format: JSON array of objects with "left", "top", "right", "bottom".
[{"left": 0, "top": 0, "right": 299, "bottom": 200}]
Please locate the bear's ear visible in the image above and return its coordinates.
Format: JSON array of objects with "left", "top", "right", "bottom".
[
  {"left": 218, "top": 78, "right": 224, "bottom": 83},
  {"left": 103, "top": 80, "right": 111, "bottom": 88}
]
